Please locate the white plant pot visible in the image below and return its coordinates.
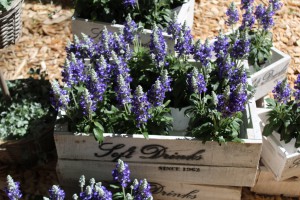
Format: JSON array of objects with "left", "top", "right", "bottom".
[{"left": 170, "top": 106, "right": 191, "bottom": 134}]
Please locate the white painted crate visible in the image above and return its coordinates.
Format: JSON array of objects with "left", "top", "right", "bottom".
[
  {"left": 251, "top": 165, "right": 300, "bottom": 197},
  {"left": 55, "top": 96, "right": 261, "bottom": 187},
  {"left": 250, "top": 47, "right": 291, "bottom": 100},
  {"left": 71, "top": 0, "right": 194, "bottom": 45},
  {"left": 258, "top": 108, "right": 300, "bottom": 181}
]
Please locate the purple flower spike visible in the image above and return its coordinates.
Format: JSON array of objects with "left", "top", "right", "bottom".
[
  {"left": 132, "top": 86, "right": 151, "bottom": 128},
  {"left": 269, "top": 0, "right": 283, "bottom": 12},
  {"left": 261, "top": 5, "right": 275, "bottom": 30},
  {"left": 79, "top": 89, "right": 96, "bottom": 117},
  {"left": 149, "top": 25, "right": 167, "bottom": 67},
  {"left": 241, "top": 0, "right": 254, "bottom": 10},
  {"left": 5, "top": 175, "right": 22, "bottom": 200},
  {"left": 50, "top": 80, "right": 70, "bottom": 111},
  {"left": 254, "top": 4, "right": 266, "bottom": 21},
  {"left": 116, "top": 74, "right": 132, "bottom": 106},
  {"left": 214, "top": 34, "right": 230, "bottom": 56},
  {"left": 160, "top": 69, "right": 172, "bottom": 93},
  {"left": 193, "top": 39, "right": 213, "bottom": 67},
  {"left": 240, "top": 5, "right": 256, "bottom": 30},
  {"left": 294, "top": 74, "right": 300, "bottom": 101},
  {"left": 230, "top": 32, "right": 250, "bottom": 59},
  {"left": 112, "top": 159, "right": 131, "bottom": 187},
  {"left": 123, "top": 15, "right": 138, "bottom": 44},
  {"left": 272, "top": 80, "right": 292, "bottom": 103},
  {"left": 226, "top": 2, "right": 239, "bottom": 26},
  {"left": 148, "top": 79, "right": 165, "bottom": 107},
  {"left": 167, "top": 13, "right": 181, "bottom": 40},
  {"left": 174, "top": 22, "right": 193, "bottom": 57},
  {"left": 49, "top": 185, "right": 65, "bottom": 200},
  {"left": 93, "top": 183, "right": 112, "bottom": 200},
  {"left": 132, "top": 179, "right": 153, "bottom": 200},
  {"left": 187, "top": 68, "right": 207, "bottom": 94}
]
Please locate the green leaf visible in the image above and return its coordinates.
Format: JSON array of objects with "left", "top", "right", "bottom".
[{"left": 93, "top": 127, "right": 104, "bottom": 143}]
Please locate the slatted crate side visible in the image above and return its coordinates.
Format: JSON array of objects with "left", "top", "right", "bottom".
[
  {"left": 251, "top": 166, "right": 300, "bottom": 197},
  {"left": 61, "top": 181, "right": 241, "bottom": 200},
  {"left": 258, "top": 108, "right": 300, "bottom": 181},
  {"left": 71, "top": 0, "right": 194, "bottom": 44},
  {"left": 54, "top": 97, "right": 262, "bottom": 168},
  {"left": 57, "top": 159, "right": 258, "bottom": 187},
  {"left": 251, "top": 47, "right": 291, "bottom": 100}
]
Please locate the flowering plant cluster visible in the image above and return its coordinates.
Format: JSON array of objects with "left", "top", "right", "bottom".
[
  {"left": 74, "top": 0, "right": 186, "bottom": 30},
  {"left": 5, "top": 159, "right": 153, "bottom": 200},
  {"left": 52, "top": 14, "right": 253, "bottom": 143},
  {"left": 263, "top": 74, "right": 300, "bottom": 147},
  {"left": 225, "top": 0, "right": 283, "bottom": 70}
]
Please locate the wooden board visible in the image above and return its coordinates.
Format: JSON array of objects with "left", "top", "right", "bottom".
[
  {"left": 57, "top": 159, "right": 257, "bottom": 187},
  {"left": 71, "top": 0, "right": 194, "bottom": 46},
  {"left": 61, "top": 181, "right": 241, "bottom": 200},
  {"left": 258, "top": 108, "right": 300, "bottom": 181},
  {"left": 251, "top": 166, "right": 300, "bottom": 197},
  {"left": 251, "top": 47, "right": 291, "bottom": 100},
  {"left": 54, "top": 97, "right": 261, "bottom": 169}
]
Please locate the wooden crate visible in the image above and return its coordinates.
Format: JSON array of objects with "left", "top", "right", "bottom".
[
  {"left": 61, "top": 181, "right": 241, "bottom": 200},
  {"left": 71, "top": 0, "right": 195, "bottom": 46},
  {"left": 257, "top": 108, "right": 300, "bottom": 181},
  {"left": 251, "top": 47, "right": 291, "bottom": 100},
  {"left": 54, "top": 97, "right": 261, "bottom": 187},
  {"left": 251, "top": 166, "right": 300, "bottom": 197}
]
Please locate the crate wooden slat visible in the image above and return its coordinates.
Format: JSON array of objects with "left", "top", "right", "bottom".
[
  {"left": 258, "top": 108, "right": 300, "bottom": 181},
  {"left": 71, "top": 0, "right": 194, "bottom": 45},
  {"left": 57, "top": 159, "right": 257, "bottom": 187},
  {"left": 62, "top": 181, "right": 241, "bottom": 200},
  {"left": 251, "top": 166, "right": 300, "bottom": 197},
  {"left": 251, "top": 47, "right": 291, "bottom": 100}
]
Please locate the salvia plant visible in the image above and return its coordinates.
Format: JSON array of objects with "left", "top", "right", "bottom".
[
  {"left": 225, "top": 0, "right": 283, "bottom": 71},
  {"left": 52, "top": 15, "right": 253, "bottom": 144},
  {"left": 263, "top": 75, "right": 300, "bottom": 147},
  {"left": 74, "top": 0, "right": 186, "bottom": 30},
  {"left": 5, "top": 159, "right": 153, "bottom": 200}
]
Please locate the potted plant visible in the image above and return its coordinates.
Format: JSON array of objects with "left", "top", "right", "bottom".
[
  {"left": 53, "top": 20, "right": 261, "bottom": 189},
  {"left": 0, "top": 69, "right": 57, "bottom": 165},
  {"left": 224, "top": 0, "right": 290, "bottom": 100},
  {"left": 71, "top": 0, "right": 195, "bottom": 45},
  {"left": 258, "top": 75, "right": 300, "bottom": 181},
  {"left": 0, "top": 0, "right": 23, "bottom": 48}
]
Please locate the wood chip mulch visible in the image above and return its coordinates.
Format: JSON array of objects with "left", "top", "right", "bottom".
[{"left": 1, "top": 0, "right": 300, "bottom": 199}]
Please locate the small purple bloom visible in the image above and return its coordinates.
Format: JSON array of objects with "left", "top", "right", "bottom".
[
  {"left": 216, "top": 51, "right": 234, "bottom": 79},
  {"left": 132, "top": 179, "right": 153, "bottom": 200},
  {"left": 226, "top": 2, "right": 239, "bottom": 26},
  {"left": 261, "top": 5, "right": 275, "bottom": 30},
  {"left": 123, "top": 0, "right": 136, "bottom": 7},
  {"left": 96, "top": 27, "right": 114, "bottom": 59},
  {"left": 149, "top": 25, "right": 167, "bottom": 67},
  {"left": 115, "top": 74, "right": 132, "bottom": 106},
  {"left": 214, "top": 34, "right": 230, "bottom": 56},
  {"left": 49, "top": 185, "right": 65, "bottom": 200},
  {"left": 85, "top": 66, "right": 107, "bottom": 102},
  {"left": 61, "top": 54, "right": 86, "bottom": 87},
  {"left": 187, "top": 68, "right": 207, "bottom": 94},
  {"left": 112, "top": 159, "right": 131, "bottom": 187},
  {"left": 294, "top": 74, "right": 300, "bottom": 101},
  {"left": 167, "top": 14, "right": 181, "bottom": 40},
  {"left": 50, "top": 80, "right": 70, "bottom": 110},
  {"left": 272, "top": 80, "right": 292, "bottom": 103},
  {"left": 93, "top": 183, "right": 112, "bottom": 200},
  {"left": 148, "top": 79, "right": 166, "bottom": 107},
  {"left": 5, "top": 175, "right": 22, "bottom": 200},
  {"left": 132, "top": 86, "right": 151, "bottom": 128},
  {"left": 230, "top": 32, "right": 250, "bottom": 59},
  {"left": 160, "top": 69, "right": 172, "bottom": 93},
  {"left": 193, "top": 39, "right": 213, "bottom": 67}
]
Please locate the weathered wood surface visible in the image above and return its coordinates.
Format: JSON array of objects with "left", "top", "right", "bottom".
[
  {"left": 251, "top": 47, "right": 291, "bottom": 100},
  {"left": 57, "top": 159, "right": 258, "bottom": 187},
  {"left": 251, "top": 166, "right": 300, "bottom": 197},
  {"left": 61, "top": 181, "right": 241, "bottom": 200},
  {"left": 258, "top": 108, "right": 300, "bottom": 181},
  {"left": 71, "top": 0, "right": 194, "bottom": 45},
  {"left": 54, "top": 98, "right": 261, "bottom": 168}
]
